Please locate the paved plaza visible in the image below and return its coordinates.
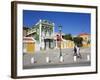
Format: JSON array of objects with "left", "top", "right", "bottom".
[{"left": 23, "top": 47, "right": 91, "bottom": 69}]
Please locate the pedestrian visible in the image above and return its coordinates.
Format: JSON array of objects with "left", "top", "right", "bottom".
[
  {"left": 76, "top": 45, "right": 82, "bottom": 58},
  {"left": 73, "top": 45, "right": 77, "bottom": 56}
]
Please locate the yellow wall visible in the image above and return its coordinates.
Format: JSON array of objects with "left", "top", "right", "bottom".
[
  {"left": 66, "top": 40, "right": 74, "bottom": 48},
  {"left": 57, "top": 40, "right": 75, "bottom": 49},
  {"left": 26, "top": 43, "right": 35, "bottom": 54},
  {"left": 79, "top": 35, "right": 90, "bottom": 47},
  {"left": 57, "top": 40, "right": 74, "bottom": 49},
  {"left": 82, "top": 43, "right": 90, "bottom": 47}
]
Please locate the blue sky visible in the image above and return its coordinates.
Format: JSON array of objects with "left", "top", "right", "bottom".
[{"left": 23, "top": 10, "right": 91, "bottom": 35}]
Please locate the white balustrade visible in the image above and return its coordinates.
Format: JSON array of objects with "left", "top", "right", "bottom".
[
  {"left": 74, "top": 56, "right": 77, "bottom": 62},
  {"left": 60, "top": 56, "right": 64, "bottom": 62},
  {"left": 87, "top": 55, "right": 90, "bottom": 61},
  {"left": 31, "top": 57, "right": 35, "bottom": 64},
  {"left": 46, "top": 57, "right": 50, "bottom": 63}
]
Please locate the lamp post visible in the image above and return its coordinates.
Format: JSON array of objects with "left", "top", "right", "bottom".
[{"left": 58, "top": 26, "right": 62, "bottom": 57}]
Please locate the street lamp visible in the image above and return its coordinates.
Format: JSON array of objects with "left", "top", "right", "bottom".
[{"left": 58, "top": 26, "right": 62, "bottom": 58}]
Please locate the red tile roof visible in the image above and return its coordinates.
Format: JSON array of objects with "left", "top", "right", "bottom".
[
  {"left": 23, "top": 37, "right": 35, "bottom": 43},
  {"left": 78, "top": 33, "right": 90, "bottom": 36}
]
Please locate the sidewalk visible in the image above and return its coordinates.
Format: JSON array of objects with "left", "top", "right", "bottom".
[{"left": 23, "top": 48, "right": 91, "bottom": 69}]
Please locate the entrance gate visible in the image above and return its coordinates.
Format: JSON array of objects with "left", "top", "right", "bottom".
[{"left": 44, "top": 39, "right": 54, "bottom": 50}]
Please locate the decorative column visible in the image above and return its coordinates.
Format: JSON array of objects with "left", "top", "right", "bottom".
[
  {"left": 53, "top": 23, "right": 56, "bottom": 49},
  {"left": 39, "top": 19, "right": 42, "bottom": 50},
  {"left": 52, "top": 23, "right": 55, "bottom": 36}
]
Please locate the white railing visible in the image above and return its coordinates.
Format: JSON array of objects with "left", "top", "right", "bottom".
[{"left": 27, "top": 29, "right": 36, "bottom": 35}]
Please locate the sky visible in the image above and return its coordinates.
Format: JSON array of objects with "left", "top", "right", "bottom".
[{"left": 23, "top": 10, "right": 91, "bottom": 36}]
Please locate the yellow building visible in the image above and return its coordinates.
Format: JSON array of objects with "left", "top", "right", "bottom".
[
  {"left": 57, "top": 39, "right": 75, "bottom": 49},
  {"left": 66, "top": 40, "right": 75, "bottom": 48},
  {"left": 79, "top": 33, "right": 90, "bottom": 47},
  {"left": 23, "top": 37, "right": 36, "bottom": 54},
  {"left": 60, "top": 39, "right": 67, "bottom": 49},
  {"left": 56, "top": 33, "right": 75, "bottom": 49}
]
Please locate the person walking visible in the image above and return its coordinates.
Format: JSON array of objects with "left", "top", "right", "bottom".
[
  {"left": 73, "top": 45, "right": 77, "bottom": 56},
  {"left": 76, "top": 45, "right": 82, "bottom": 58}
]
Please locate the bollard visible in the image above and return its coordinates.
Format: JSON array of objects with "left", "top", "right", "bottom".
[
  {"left": 87, "top": 55, "right": 90, "bottom": 61},
  {"left": 46, "top": 57, "right": 50, "bottom": 63},
  {"left": 60, "top": 56, "right": 64, "bottom": 62},
  {"left": 74, "top": 56, "right": 77, "bottom": 62},
  {"left": 31, "top": 57, "right": 35, "bottom": 64}
]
